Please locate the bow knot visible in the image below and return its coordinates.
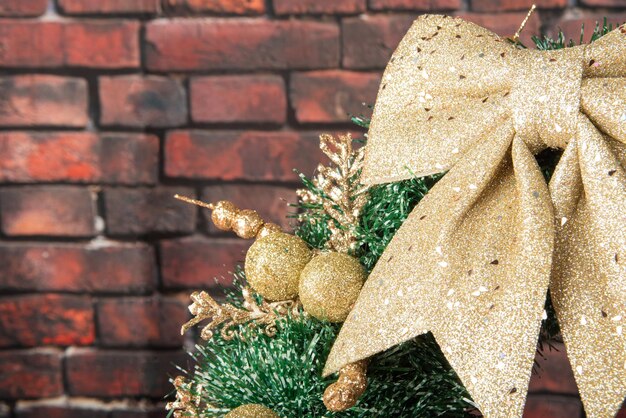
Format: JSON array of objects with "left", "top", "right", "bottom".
[{"left": 510, "top": 48, "right": 583, "bottom": 151}]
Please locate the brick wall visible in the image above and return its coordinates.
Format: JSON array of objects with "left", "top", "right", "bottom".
[{"left": 0, "top": 0, "right": 625, "bottom": 417}]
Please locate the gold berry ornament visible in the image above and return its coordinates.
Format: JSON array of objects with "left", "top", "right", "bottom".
[
  {"left": 299, "top": 252, "right": 366, "bottom": 322},
  {"left": 174, "top": 195, "right": 275, "bottom": 240},
  {"left": 232, "top": 208, "right": 265, "bottom": 239},
  {"left": 245, "top": 232, "right": 312, "bottom": 301},
  {"left": 225, "top": 404, "right": 280, "bottom": 418},
  {"left": 257, "top": 222, "right": 282, "bottom": 239},
  {"left": 323, "top": 359, "right": 368, "bottom": 411},
  {"left": 211, "top": 200, "right": 239, "bottom": 231}
]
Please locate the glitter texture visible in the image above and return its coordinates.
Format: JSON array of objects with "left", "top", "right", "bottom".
[
  {"left": 245, "top": 232, "right": 312, "bottom": 301},
  {"left": 323, "top": 359, "right": 368, "bottom": 411},
  {"left": 299, "top": 252, "right": 366, "bottom": 322},
  {"left": 323, "top": 15, "right": 626, "bottom": 418}
]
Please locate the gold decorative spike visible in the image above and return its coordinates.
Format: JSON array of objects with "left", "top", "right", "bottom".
[{"left": 297, "top": 133, "right": 368, "bottom": 253}]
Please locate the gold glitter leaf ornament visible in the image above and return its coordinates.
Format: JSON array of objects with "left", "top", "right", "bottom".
[{"left": 324, "top": 15, "right": 626, "bottom": 418}]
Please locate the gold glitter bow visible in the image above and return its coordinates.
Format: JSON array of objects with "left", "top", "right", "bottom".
[{"left": 324, "top": 15, "right": 626, "bottom": 418}]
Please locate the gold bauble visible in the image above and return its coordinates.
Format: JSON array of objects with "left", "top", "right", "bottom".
[
  {"left": 245, "top": 232, "right": 312, "bottom": 301},
  {"left": 299, "top": 252, "right": 366, "bottom": 322},
  {"left": 257, "top": 222, "right": 282, "bottom": 239},
  {"left": 211, "top": 200, "right": 239, "bottom": 231},
  {"left": 232, "top": 209, "right": 264, "bottom": 239},
  {"left": 224, "top": 404, "right": 279, "bottom": 418}
]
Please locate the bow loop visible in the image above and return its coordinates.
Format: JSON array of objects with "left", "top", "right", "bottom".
[
  {"left": 583, "top": 24, "right": 626, "bottom": 78},
  {"left": 362, "top": 15, "right": 514, "bottom": 185},
  {"left": 581, "top": 78, "right": 626, "bottom": 143}
]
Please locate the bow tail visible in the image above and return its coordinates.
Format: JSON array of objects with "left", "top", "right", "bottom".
[
  {"left": 429, "top": 134, "right": 554, "bottom": 418},
  {"left": 324, "top": 121, "right": 555, "bottom": 418},
  {"left": 549, "top": 116, "right": 626, "bottom": 418},
  {"left": 323, "top": 120, "right": 518, "bottom": 376}
]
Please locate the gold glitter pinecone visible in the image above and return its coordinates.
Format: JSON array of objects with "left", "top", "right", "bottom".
[
  {"left": 224, "top": 404, "right": 279, "bottom": 418},
  {"left": 245, "top": 232, "right": 312, "bottom": 301},
  {"left": 299, "top": 252, "right": 366, "bottom": 322}
]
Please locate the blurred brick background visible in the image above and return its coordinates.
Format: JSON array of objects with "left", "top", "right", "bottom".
[{"left": 0, "top": 0, "right": 624, "bottom": 417}]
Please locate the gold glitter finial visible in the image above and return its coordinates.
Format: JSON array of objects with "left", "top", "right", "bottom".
[
  {"left": 174, "top": 194, "right": 215, "bottom": 210},
  {"left": 181, "top": 288, "right": 300, "bottom": 341},
  {"left": 513, "top": 4, "right": 536, "bottom": 43}
]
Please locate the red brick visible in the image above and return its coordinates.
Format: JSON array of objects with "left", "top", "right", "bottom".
[
  {"left": 581, "top": 0, "right": 626, "bottom": 6},
  {"left": 145, "top": 19, "right": 339, "bottom": 71},
  {"left": 64, "top": 21, "right": 140, "bottom": 68},
  {"left": 290, "top": 70, "right": 380, "bottom": 123},
  {"left": 274, "top": 0, "right": 366, "bottom": 15},
  {"left": 471, "top": 0, "right": 566, "bottom": 12},
  {"left": 100, "top": 76, "right": 187, "bottom": 128},
  {"left": 0, "top": 243, "right": 156, "bottom": 294},
  {"left": 455, "top": 12, "right": 541, "bottom": 46},
  {"left": 0, "top": 21, "right": 62, "bottom": 68},
  {"left": 165, "top": 130, "right": 322, "bottom": 181},
  {"left": 369, "top": 0, "right": 461, "bottom": 10},
  {"left": 0, "top": 132, "right": 158, "bottom": 184},
  {"left": 16, "top": 404, "right": 108, "bottom": 418},
  {"left": 617, "top": 405, "right": 626, "bottom": 418},
  {"left": 65, "top": 348, "right": 185, "bottom": 397},
  {"left": 97, "top": 297, "right": 187, "bottom": 347},
  {"left": 163, "top": 0, "right": 265, "bottom": 14},
  {"left": 190, "top": 75, "right": 286, "bottom": 124},
  {"left": 0, "top": 349, "right": 63, "bottom": 399},
  {"left": 58, "top": 0, "right": 159, "bottom": 14},
  {"left": 0, "top": 186, "right": 95, "bottom": 237},
  {"left": 529, "top": 343, "right": 578, "bottom": 395},
  {"left": 0, "top": 75, "right": 87, "bottom": 128},
  {"left": 551, "top": 15, "right": 626, "bottom": 45},
  {"left": 522, "top": 395, "right": 582, "bottom": 418},
  {"left": 342, "top": 15, "right": 416, "bottom": 69},
  {"left": 160, "top": 236, "right": 250, "bottom": 289},
  {"left": 202, "top": 185, "right": 297, "bottom": 233},
  {"left": 0, "top": 132, "right": 98, "bottom": 183},
  {"left": 99, "top": 133, "right": 160, "bottom": 184},
  {"left": 0, "top": 0, "right": 47, "bottom": 16},
  {"left": 0, "top": 295, "right": 94, "bottom": 347},
  {"left": 0, "top": 20, "right": 139, "bottom": 69},
  {"left": 104, "top": 186, "right": 197, "bottom": 236}
]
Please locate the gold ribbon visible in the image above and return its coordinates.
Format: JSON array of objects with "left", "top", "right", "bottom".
[{"left": 324, "top": 15, "right": 626, "bottom": 418}]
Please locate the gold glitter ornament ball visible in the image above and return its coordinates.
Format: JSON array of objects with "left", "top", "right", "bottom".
[
  {"left": 224, "top": 404, "right": 279, "bottom": 418},
  {"left": 245, "top": 232, "right": 312, "bottom": 301},
  {"left": 299, "top": 252, "right": 366, "bottom": 322}
]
